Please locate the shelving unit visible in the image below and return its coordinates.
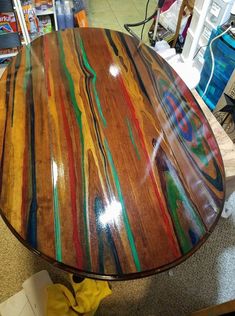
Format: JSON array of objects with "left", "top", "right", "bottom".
[
  {"left": 0, "top": 0, "right": 30, "bottom": 60},
  {"left": 181, "top": 0, "right": 211, "bottom": 63},
  {"left": 35, "top": 0, "right": 58, "bottom": 30},
  {"left": 182, "top": 0, "right": 234, "bottom": 70}
]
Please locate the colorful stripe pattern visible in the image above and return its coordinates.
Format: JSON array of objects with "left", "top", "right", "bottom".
[{"left": 0, "top": 29, "right": 225, "bottom": 279}]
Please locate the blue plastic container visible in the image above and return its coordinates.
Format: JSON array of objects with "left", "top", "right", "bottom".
[
  {"left": 57, "top": 14, "right": 66, "bottom": 30},
  {"left": 196, "top": 27, "right": 235, "bottom": 110},
  {"left": 64, "top": 1, "right": 74, "bottom": 29},
  {"left": 65, "top": 13, "right": 74, "bottom": 28},
  {"left": 56, "top": 1, "right": 66, "bottom": 30}
]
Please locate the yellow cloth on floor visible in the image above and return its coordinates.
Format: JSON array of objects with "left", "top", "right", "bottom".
[{"left": 46, "top": 277, "right": 112, "bottom": 316}]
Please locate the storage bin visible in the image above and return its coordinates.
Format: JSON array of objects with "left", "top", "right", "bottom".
[
  {"left": 196, "top": 27, "right": 235, "bottom": 109},
  {"left": 207, "top": 0, "right": 233, "bottom": 26}
]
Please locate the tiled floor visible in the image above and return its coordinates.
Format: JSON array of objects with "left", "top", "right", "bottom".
[{"left": 88, "top": 0, "right": 157, "bottom": 41}]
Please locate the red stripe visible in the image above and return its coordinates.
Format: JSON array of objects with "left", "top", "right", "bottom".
[
  {"left": 118, "top": 76, "right": 180, "bottom": 258},
  {"left": 43, "top": 36, "right": 51, "bottom": 97},
  {"left": 59, "top": 88, "right": 83, "bottom": 268},
  {"left": 21, "top": 143, "right": 28, "bottom": 238},
  {"left": 179, "top": 82, "right": 222, "bottom": 164},
  {"left": 100, "top": 34, "right": 180, "bottom": 257}
]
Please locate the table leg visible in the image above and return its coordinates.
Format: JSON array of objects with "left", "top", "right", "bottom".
[{"left": 72, "top": 274, "right": 85, "bottom": 283}]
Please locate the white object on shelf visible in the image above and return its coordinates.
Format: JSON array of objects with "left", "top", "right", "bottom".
[
  {"left": 154, "top": 40, "right": 171, "bottom": 51},
  {"left": 181, "top": 0, "right": 211, "bottom": 61},
  {"left": 182, "top": 0, "right": 234, "bottom": 63},
  {"left": 207, "top": 0, "right": 234, "bottom": 26},
  {"left": 154, "top": 40, "right": 176, "bottom": 61},
  {"left": 159, "top": 0, "right": 190, "bottom": 33},
  {"left": 168, "top": 56, "right": 201, "bottom": 90},
  {"left": 36, "top": 8, "right": 54, "bottom": 16}
]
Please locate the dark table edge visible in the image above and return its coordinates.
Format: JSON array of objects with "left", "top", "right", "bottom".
[{"left": 0, "top": 202, "right": 225, "bottom": 281}]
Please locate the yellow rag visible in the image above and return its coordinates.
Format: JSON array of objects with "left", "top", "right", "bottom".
[{"left": 46, "top": 276, "right": 112, "bottom": 316}]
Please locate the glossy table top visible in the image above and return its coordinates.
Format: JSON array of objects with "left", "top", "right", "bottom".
[{"left": 0, "top": 28, "right": 225, "bottom": 280}]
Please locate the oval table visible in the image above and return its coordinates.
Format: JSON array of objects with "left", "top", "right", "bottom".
[{"left": 0, "top": 28, "right": 225, "bottom": 280}]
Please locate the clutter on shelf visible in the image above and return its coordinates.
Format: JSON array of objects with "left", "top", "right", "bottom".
[
  {"left": 213, "top": 69, "right": 235, "bottom": 143},
  {"left": 21, "top": 1, "right": 40, "bottom": 39},
  {"left": 55, "top": 0, "right": 88, "bottom": 30},
  {"left": 148, "top": 0, "right": 195, "bottom": 51},
  {"left": 38, "top": 14, "right": 52, "bottom": 34}
]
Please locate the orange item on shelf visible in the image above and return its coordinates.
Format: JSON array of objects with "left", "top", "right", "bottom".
[
  {"left": 35, "top": 0, "right": 42, "bottom": 11},
  {"left": 75, "top": 10, "right": 88, "bottom": 27},
  {"left": 22, "top": 3, "right": 39, "bottom": 34}
]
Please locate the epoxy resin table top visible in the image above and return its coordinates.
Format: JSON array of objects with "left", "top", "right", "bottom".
[{"left": 0, "top": 28, "right": 225, "bottom": 280}]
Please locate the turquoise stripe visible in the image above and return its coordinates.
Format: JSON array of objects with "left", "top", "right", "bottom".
[
  {"left": 79, "top": 39, "right": 107, "bottom": 127},
  {"left": 126, "top": 117, "right": 141, "bottom": 160},
  {"left": 104, "top": 139, "right": 141, "bottom": 271},
  {"left": 57, "top": 32, "right": 91, "bottom": 269},
  {"left": 53, "top": 185, "right": 62, "bottom": 261}
]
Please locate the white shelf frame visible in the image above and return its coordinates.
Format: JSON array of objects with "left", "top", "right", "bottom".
[
  {"left": 13, "top": 0, "right": 31, "bottom": 45},
  {"left": 0, "top": 52, "right": 18, "bottom": 59}
]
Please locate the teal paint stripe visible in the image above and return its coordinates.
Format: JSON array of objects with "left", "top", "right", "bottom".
[
  {"left": 79, "top": 39, "right": 107, "bottom": 127},
  {"left": 53, "top": 185, "right": 62, "bottom": 261},
  {"left": 165, "top": 172, "right": 206, "bottom": 254},
  {"left": 191, "top": 122, "right": 209, "bottom": 167},
  {"left": 125, "top": 117, "right": 141, "bottom": 160},
  {"left": 57, "top": 33, "right": 91, "bottom": 269},
  {"left": 23, "top": 46, "right": 31, "bottom": 91},
  {"left": 104, "top": 138, "right": 141, "bottom": 271}
]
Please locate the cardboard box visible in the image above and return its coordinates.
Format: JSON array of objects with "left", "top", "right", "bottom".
[
  {"left": 213, "top": 69, "right": 235, "bottom": 143},
  {"left": 0, "top": 13, "right": 18, "bottom": 58},
  {"left": 0, "top": 12, "right": 17, "bottom": 34}
]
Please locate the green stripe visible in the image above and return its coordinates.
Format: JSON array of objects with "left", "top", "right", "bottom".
[
  {"left": 126, "top": 118, "right": 141, "bottom": 160},
  {"left": 53, "top": 185, "right": 62, "bottom": 261},
  {"left": 166, "top": 172, "right": 205, "bottom": 254},
  {"left": 57, "top": 33, "right": 91, "bottom": 269},
  {"left": 104, "top": 139, "right": 141, "bottom": 271},
  {"left": 23, "top": 46, "right": 31, "bottom": 91},
  {"left": 191, "top": 122, "right": 209, "bottom": 167},
  {"left": 79, "top": 39, "right": 107, "bottom": 127}
]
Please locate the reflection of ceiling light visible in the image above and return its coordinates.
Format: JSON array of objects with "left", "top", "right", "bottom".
[
  {"left": 99, "top": 199, "right": 122, "bottom": 226},
  {"left": 52, "top": 160, "right": 58, "bottom": 186},
  {"left": 109, "top": 64, "right": 119, "bottom": 77}
]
